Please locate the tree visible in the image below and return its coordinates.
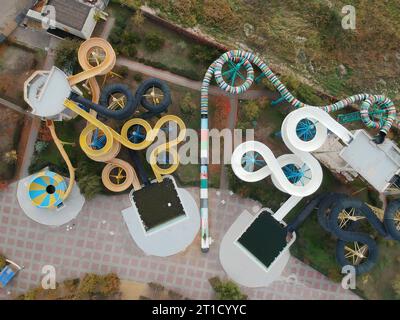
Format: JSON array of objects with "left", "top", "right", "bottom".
[
  {"left": 242, "top": 100, "right": 260, "bottom": 122},
  {"left": 209, "top": 277, "right": 247, "bottom": 300},
  {"left": 393, "top": 274, "right": 400, "bottom": 298},
  {"left": 54, "top": 39, "right": 81, "bottom": 72},
  {"left": 3, "top": 150, "right": 17, "bottom": 164},
  {"left": 180, "top": 92, "right": 197, "bottom": 115},
  {"left": 144, "top": 32, "right": 165, "bottom": 52},
  {"left": 189, "top": 45, "right": 221, "bottom": 64},
  {"left": 77, "top": 175, "right": 103, "bottom": 200}
]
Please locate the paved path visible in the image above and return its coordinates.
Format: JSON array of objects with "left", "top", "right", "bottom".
[
  {"left": 0, "top": 97, "right": 31, "bottom": 117},
  {"left": 100, "top": 16, "right": 115, "bottom": 40},
  {"left": 0, "top": 183, "right": 359, "bottom": 300},
  {"left": 117, "top": 58, "right": 273, "bottom": 99}
]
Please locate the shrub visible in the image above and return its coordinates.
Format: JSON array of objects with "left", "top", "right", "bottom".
[
  {"left": 188, "top": 45, "right": 221, "bottom": 64},
  {"left": 121, "top": 44, "right": 137, "bottom": 58},
  {"left": 209, "top": 277, "right": 247, "bottom": 300},
  {"left": 78, "top": 273, "right": 101, "bottom": 297},
  {"left": 122, "top": 31, "right": 141, "bottom": 45},
  {"left": 77, "top": 175, "right": 103, "bottom": 200},
  {"left": 100, "top": 273, "right": 120, "bottom": 296},
  {"left": 144, "top": 32, "right": 165, "bottom": 52},
  {"left": 54, "top": 39, "right": 81, "bottom": 73},
  {"left": 133, "top": 73, "right": 143, "bottom": 82},
  {"left": 180, "top": 92, "right": 197, "bottom": 115},
  {"left": 242, "top": 100, "right": 260, "bottom": 122}
]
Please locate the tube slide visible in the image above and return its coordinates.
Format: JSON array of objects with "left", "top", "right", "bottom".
[
  {"left": 199, "top": 49, "right": 397, "bottom": 251},
  {"left": 287, "top": 193, "right": 400, "bottom": 274},
  {"left": 46, "top": 120, "right": 75, "bottom": 199},
  {"left": 70, "top": 83, "right": 138, "bottom": 121}
]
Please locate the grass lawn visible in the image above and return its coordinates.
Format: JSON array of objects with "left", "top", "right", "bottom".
[{"left": 108, "top": 3, "right": 222, "bottom": 81}]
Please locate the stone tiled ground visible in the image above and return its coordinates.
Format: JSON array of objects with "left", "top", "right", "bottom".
[{"left": 0, "top": 183, "right": 359, "bottom": 300}]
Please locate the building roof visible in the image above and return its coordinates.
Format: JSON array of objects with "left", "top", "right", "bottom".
[
  {"left": 238, "top": 210, "right": 288, "bottom": 268},
  {"left": 48, "top": 0, "right": 92, "bottom": 31}
]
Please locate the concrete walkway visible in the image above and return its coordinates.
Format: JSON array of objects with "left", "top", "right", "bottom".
[{"left": 0, "top": 183, "right": 359, "bottom": 300}]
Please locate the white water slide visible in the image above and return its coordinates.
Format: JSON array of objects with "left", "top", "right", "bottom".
[{"left": 222, "top": 107, "right": 355, "bottom": 287}]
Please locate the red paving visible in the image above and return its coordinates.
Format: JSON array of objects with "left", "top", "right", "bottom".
[{"left": 0, "top": 183, "right": 359, "bottom": 300}]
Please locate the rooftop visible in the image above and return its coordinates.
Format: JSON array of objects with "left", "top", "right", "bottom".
[
  {"left": 132, "top": 178, "right": 186, "bottom": 231},
  {"left": 238, "top": 210, "right": 288, "bottom": 269},
  {"left": 47, "top": 0, "right": 92, "bottom": 31}
]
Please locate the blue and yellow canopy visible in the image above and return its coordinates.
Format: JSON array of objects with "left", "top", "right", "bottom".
[{"left": 28, "top": 171, "right": 67, "bottom": 209}]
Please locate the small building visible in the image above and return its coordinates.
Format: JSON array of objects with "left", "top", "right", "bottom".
[{"left": 26, "top": 0, "right": 109, "bottom": 40}]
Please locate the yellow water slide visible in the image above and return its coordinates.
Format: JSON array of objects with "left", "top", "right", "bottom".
[
  {"left": 66, "top": 38, "right": 141, "bottom": 192},
  {"left": 46, "top": 120, "right": 75, "bottom": 199}
]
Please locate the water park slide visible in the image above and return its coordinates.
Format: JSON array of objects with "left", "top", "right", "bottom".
[
  {"left": 286, "top": 193, "right": 400, "bottom": 274},
  {"left": 68, "top": 38, "right": 116, "bottom": 87},
  {"left": 46, "top": 120, "right": 75, "bottom": 199},
  {"left": 102, "top": 158, "right": 141, "bottom": 192},
  {"left": 199, "top": 49, "right": 397, "bottom": 251}
]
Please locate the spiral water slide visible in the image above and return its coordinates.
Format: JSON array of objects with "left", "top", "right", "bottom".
[
  {"left": 200, "top": 50, "right": 397, "bottom": 251},
  {"left": 67, "top": 38, "right": 141, "bottom": 192}
]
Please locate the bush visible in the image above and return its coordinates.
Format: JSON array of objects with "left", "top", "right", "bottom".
[
  {"left": 144, "top": 32, "right": 165, "bottom": 52},
  {"left": 77, "top": 175, "right": 103, "bottom": 200},
  {"left": 180, "top": 92, "right": 197, "bottom": 115},
  {"left": 242, "top": 100, "right": 260, "bottom": 122},
  {"left": 209, "top": 277, "right": 247, "bottom": 300},
  {"left": 133, "top": 73, "right": 143, "bottom": 82},
  {"left": 78, "top": 273, "right": 101, "bottom": 297},
  {"left": 188, "top": 45, "right": 221, "bottom": 64},
  {"left": 100, "top": 273, "right": 120, "bottom": 296},
  {"left": 120, "top": 44, "right": 137, "bottom": 58},
  {"left": 54, "top": 39, "right": 81, "bottom": 73},
  {"left": 122, "top": 31, "right": 141, "bottom": 45}
]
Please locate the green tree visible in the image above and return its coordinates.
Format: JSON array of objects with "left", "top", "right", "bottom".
[
  {"left": 144, "top": 32, "right": 165, "bottom": 52},
  {"left": 54, "top": 39, "right": 81, "bottom": 72},
  {"left": 189, "top": 45, "right": 221, "bottom": 64},
  {"left": 209, "top": 277, "right": 247, "bottom": 300},
  {"left": 180, "top": 92, "right": 197, "bottom": 115},
  {"left": 77, "top": 175, "right": 103, "bottom": 200},
  {"left": 242, "top": 100, "right": 260, "bottom": 122}
]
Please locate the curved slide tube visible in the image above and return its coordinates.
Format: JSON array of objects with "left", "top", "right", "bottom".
[
  {"left": 70, "top": 83, "right": 138, "bottom": 121},
  {"left": 199, "top": 49, "right": 397, "bottom": 251},
  {"left": 46, "top": 120, "right": 75, "bottom": 200},
  {"left": 63, "top": 99, "right": 186, "bottom": 183},
  {"left": 287, "top": 193, "right": 400, "bottom": 274}
]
